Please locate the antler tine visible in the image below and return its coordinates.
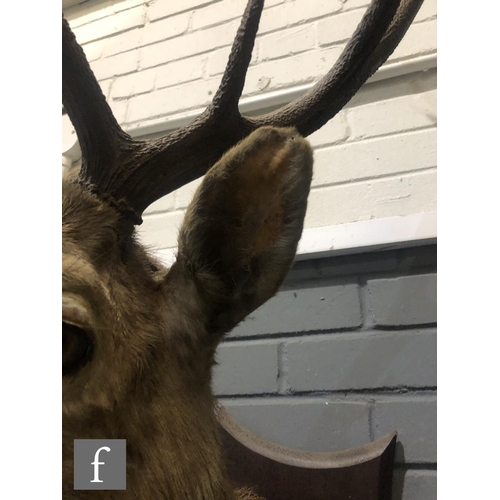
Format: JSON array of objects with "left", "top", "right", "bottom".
[
  {"left": 62, "top": 17, "right": 136, "bottom": 186},
  {"left": 210, "top": 0, "right": 264, "bottom": 113},
  {"left": 247, "top": 0, "right": 425, "bottom": 135}
]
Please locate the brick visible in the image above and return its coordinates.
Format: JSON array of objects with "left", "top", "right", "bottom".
[
  {"left": 342, "top": 0, "right": 370, "bottom": 8},
  {"left": 243, "top": 45, "right": 344, "bottom": 96},
  {"left": 191, "top": 0, "right": 249, "bottom": 31},
  {"left": 264, "top": 0, "right": 287, "bottom": 6},
  {"left": 212, "top": 341, "right": 279, "bottom": 395},
  {"left": 65, "top": 0, "right": 144, "bottom": 28},
  {"left": 230, "top": 283, "right": 362, "bottom": 338},
  {"left": 140, "top": 20, "right": 239, "bottom": 69},
  {"left": 373, "top": 397, "right": 436, "bottom": 463},
  {"left": 389, "top": 20, "right": 437, "bottom": 62},
  {"left": 143, "top": 192, "right": 176, "bottom": 215},
  {"left": 258, "top": 24, "right": 316, "bottom": 62},
  {"left": 127, "top": 78, "right": 220, "bottom": 123},
  {"left": 347, "top": 90, "right": 437, "bottom": 140},
  {"left": 207, "top": 45, "right": 258, "bottom": 77},
  {"left": 319, "top": 12, "right": 436, "bottom": 63},
  {"left": 312, "top": 129, "right": 437, "bottom": 188},
  {"left": 136, "top": 211, "right": 185, "bottom": 249},
  {"left": 316, "top": 252, "right": 400, "bottom": 278},
  {"left": 207, "top": 46, "right": 232, "bottom": 77},
  {"left": 191, "top": 0, "right": 286, "bottom": 32},
  {"left": 286, "top": 330, "right": 437, "bottom": 391},
  {"left": 223, "top": 398, "right": 371, "bottom": 451},
  {"left": 393, "top": 470, "right": 436, "bottom": 500},
  {"left": 65, "top": 0, "right": 115, "bottom": 28},
  {"left": 155, "top": 55, "right": 206, "bottom": 90},
  {"left": 348, "top": 69, "right": 436, "bottom": 110},
  {"left": 109, "top": 99, "right": 128, "bottom": 124},
  {"left": 283, "top": 261, "right": 323, "bottom": 284},
  {"left": 258, "top": 0, "right": 343, "bottom": 35},
  {"left": 174, "top": 178, "right": 203, "bottom": 210},
  {"left": 102, "top": 28, "right": 143, "bottom": 58},
  {"left": 90, "top": 50, "right": 139, "bottom": 80},
  {"left": 307, "top": 112, "right": 349, "bottom": 148},
  {"left": 98, "top": 79, "right": 113, "bottom": 99},
  {"left": 317, "top": 1, "right": 435, "bottom": 50},
  {"left": 398, "top": 245, "right": 437, "bottom": 273},
  {"left": 82, "top": 40, "right": 103, "bottom": 62},
  {"left": 73, "top": 7, "right": 145, "bottom": 45},
  {"left": 304, "top": 170, "right": 437, "bottom": 229},
  {"left": 148, "top": 0, "right": 220, "bottom": 22},
  {"left": 111, "top": 68, "right": 156, "bottom": 99},
  {"left": 368, "top": 274, "right": 437, "bottom": 326},
  {"left": 142, "top": 12, "right": 190, "bottom": 46},
  {"left": 318, "top": 9, "right": 365, "bottom": 47},
  {"left": 415, "top": 0, "right": 437, "bottom": 22},
  {"left": 191, "top": 0, "right": 285, "bottom": 31},
  {"left": 112, "top": 0, "right": 145, "bottom": 14}
]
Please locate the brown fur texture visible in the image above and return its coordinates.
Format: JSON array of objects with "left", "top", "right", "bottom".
[{"left": 62, "top": 127, "right": 312, "bottom": 499}]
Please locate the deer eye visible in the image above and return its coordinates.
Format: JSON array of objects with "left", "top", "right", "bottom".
[{"left": 62, "top": 322, "right": 93, "bottom": 376}]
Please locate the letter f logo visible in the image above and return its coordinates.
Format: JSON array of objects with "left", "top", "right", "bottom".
[
  {"left": 90, "top": 446, "right": 111, "bottom": 483},
  {"left": 74, "top": 439, "right": 126, "bottom": 490}
]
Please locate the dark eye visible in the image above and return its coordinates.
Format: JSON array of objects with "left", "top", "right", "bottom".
[{"left": 62, "top": 322, "right": 93, "bottom": 376}]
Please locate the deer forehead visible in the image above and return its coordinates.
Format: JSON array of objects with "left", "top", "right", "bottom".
[
  {"left": 62, "top": 180, "right": 121, "bottom": 247},
  {"left": 62, "top": 248, "right": 115, "bottom": 322},
  {"left": 63, "top": 252, "right": 105, "bottom": 290}
]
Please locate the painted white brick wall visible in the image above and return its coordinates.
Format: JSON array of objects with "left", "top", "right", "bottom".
[{"left": 63, "top": 0, "right": 437, "bottom": 253}]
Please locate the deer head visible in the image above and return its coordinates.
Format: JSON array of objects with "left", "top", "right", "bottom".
[{"left": 62, "top": 0, "right": 423, "bottom": 498}]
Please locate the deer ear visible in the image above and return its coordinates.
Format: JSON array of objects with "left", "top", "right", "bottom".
[{"left": 174, "top": 126, "right": 313, "bottom": 334}]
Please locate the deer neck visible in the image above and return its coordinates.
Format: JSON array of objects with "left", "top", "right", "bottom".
[{"left": 63, "top": 381, "right": 234, "bottom": 499}]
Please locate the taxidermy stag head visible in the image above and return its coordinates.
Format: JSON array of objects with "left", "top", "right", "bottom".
[{"left": 62, "top": 0, "right": 423, "bottom": 498}]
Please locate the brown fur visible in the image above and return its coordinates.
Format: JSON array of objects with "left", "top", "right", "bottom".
[{"left": 62, "top": 127, "right": 313, "bottom": 499}]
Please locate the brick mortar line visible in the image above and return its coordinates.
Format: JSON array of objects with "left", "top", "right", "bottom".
[
  {"left": 78, "top": 24, "right": 146, "bottom": 47},
  {"left": 186, "top": 11, "right": 335, "bottom": 38},
  {"left": 368, "top": 399, "right": 375, "bottom": 441},
  {"left": 372, "top": 322, "right": 437, "bottom": 332},
  {"left": 288, "top": 268, "right": 437, "bottom": 286},
  {"left": 312, "top": 125, "right": 437, "bottom": 153},
  {"left": 65, "top": 3, "right": 147, "bottom": 30},
  {"left": 217, "top": 387, "right": 438, "bottom": 399},
  {"left": 224, "top": 326, "right": 362, "bottom": 343},
  {"left": 222, "top": 326, "right": 437, "bottom": 343},
  {"left": 309, "top": 166, "right": 437, "bottom": 192},
  {"left": 142, "top": 208, "right": 188, "bottom": 220},
  {"left": 277, "top": 342, "right": 291, "bottom": 394},
  {"left": 147, "top": 1, "right": 222, "bottom": 23},
  {"left": 358, "top": 276, "right": 373, "bottom": 330},
  {"left": 335, "top": 267, "right": 437, "bottom": 282},
  {"left": 282, "top": 387, "right": 438, "bottom": 396},
  {"left": 394, "top": 463, "right": 437, "bottom": 471}
]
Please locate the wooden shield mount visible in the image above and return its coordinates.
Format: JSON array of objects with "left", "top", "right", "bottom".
[{"left": 217, "top": 406, "right": 397, "bottom": 500}]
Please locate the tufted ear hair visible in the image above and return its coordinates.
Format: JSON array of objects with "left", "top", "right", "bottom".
[{"left": 172, "top": 126, "right": 313, "bottom": 336}]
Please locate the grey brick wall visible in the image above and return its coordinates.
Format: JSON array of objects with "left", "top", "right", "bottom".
[{"left": 213, "top": 244, "right": 437, "bottom": 500}]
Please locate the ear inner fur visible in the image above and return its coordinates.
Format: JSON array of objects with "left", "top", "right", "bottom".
[{"left": 175, "top": 127, "right": 313, "bottom": 337}]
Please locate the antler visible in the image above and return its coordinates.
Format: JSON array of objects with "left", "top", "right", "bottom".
[{"left": 63, "top": 0, "right": 424, "bottom": 223}]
